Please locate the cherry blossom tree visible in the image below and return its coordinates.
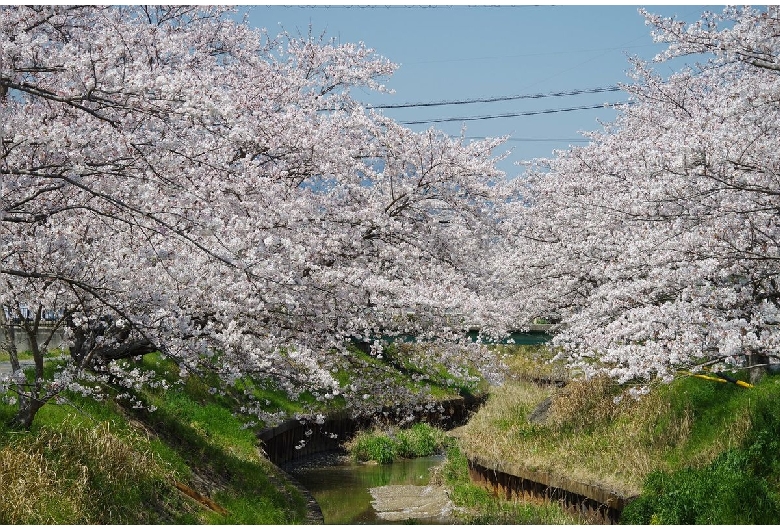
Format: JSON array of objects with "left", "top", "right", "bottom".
[
  {"left": 1, "top": 6, "right": 514, "bottom": 427},
  {"left": 515, "top": 6, "right": 780, "bottom": 387}
]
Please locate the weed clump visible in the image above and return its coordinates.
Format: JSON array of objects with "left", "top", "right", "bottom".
[
  {"left": 547, "top": 375, "right": 622, "bottom": 432},
  {"left": 622, "top": 453, "right": 780, "bottom": 524},
  {"left": 344, "top": 423, "right": 450, "bottom": 464}
]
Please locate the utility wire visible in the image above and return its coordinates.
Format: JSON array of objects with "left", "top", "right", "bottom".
[
  {"left": 464, "top": 136, "right": 590, "bottom": 143},
  {"left": 401, "top": 101, "right": 629, "bottom": 125},
  {"left": 369, "top": 85, "right": 623, "bottom": 110}
]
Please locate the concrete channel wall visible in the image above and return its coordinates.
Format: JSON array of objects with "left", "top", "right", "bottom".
[{"left": 0, "top": 324, "right": 66, "bottom": 353}]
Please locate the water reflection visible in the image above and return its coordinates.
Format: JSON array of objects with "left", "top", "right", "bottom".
[{"left": 286, "top": 453, "right": 445, "bottom": 524}]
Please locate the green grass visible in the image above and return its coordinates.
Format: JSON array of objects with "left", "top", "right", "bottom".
[
  {"left": 622, "top": 450, "right": 780, "bottom": 524},
  {"left": 0, "top": 348, "right": 66, "bottom": 362},
  {"left": 621, "top": 386, "right": 780, "bottom": 524},
  {"left": 0, "top": 405, "right": 199, "bottom": 524},
  {"left": 344, "top": 423, "right": 451, "bottom": 464},
  {"left": 115, "top": 368, "right": 309, "bottom": 524},
  {"left": 333, "top": 342, "right": 485, "bottom": 403}
]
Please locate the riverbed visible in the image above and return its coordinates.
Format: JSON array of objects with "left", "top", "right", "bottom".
[{"left": 284, "top": 452, "right": 457, "bottom": 524}]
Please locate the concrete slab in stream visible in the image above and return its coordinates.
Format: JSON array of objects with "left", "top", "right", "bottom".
[{"left": 369, "top": 484, "right": 455, "bottom": 522}]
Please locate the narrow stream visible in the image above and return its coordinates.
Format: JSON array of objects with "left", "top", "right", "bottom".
[{"left": 285, "top": 452, "right": 452, "bottom": 524}]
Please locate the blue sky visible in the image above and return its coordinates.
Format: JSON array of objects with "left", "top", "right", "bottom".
[{"left": 244, "top": 4, "right": 722, "bottom": 177}]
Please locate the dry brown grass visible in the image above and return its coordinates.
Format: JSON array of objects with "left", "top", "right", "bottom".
[
  {"left": 459, "top": 378, "right": 648, "bottom": 496},
  {"left": 0, "top": 419, "right": 182, "bottom": 524},
  {"left": 546, "top": 375, "right": 620, "bottom": 430},
  {"left": 0, "top": 444, "right": 82, "bottom": 523},
  {"left": 457, "top": 380, "right": 556, "bottom": 469},
  {"left": 495, "top": 344, "right": 572, "bottom": 383}
]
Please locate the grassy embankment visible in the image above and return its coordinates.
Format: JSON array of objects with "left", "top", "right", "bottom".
[
  {"left": 0, "top": 342, "right": 480, "bottom": 524},
  {"left": 8, "top": 339, "right": 777, "bottom": 524},
  {"left": 0, "top": 352, "right": 313, "bottom": 524},
  {"left": 456, "top": 345, "right": 780, "bottom": 524}
]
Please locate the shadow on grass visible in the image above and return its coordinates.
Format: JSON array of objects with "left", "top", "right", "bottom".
[{"left": 126, "top": 395, "right": 307, "bottom": 524}]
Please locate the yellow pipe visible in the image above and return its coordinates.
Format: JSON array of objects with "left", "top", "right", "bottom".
[{"left": 681, "top": 371, "right": 753, "bottom": 389}]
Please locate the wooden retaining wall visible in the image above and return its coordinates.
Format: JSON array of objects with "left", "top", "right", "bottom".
[
  {"left": 258, "top": 394, "right": 485, "bottom": 465},
  {"left": 466, "top": 454, "right": 635, "bottom": 524}
]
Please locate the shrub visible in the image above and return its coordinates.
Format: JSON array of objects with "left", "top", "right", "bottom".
[
  {"left": 346, "top": 431, "right": 399, "bottom": 464},
  {"left": 396, "top": 423, "right": 448, "bottom": 457}
]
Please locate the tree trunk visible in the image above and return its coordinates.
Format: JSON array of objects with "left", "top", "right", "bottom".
[
  {"left": 6, "top": 306, "right": 49, "bottom": 430},
  {"left": 11, "top": 397, "right": 45, "bottom": 430},
  {"left": 749, "top": 352, "right": 769, "bottom": 385},
  {"left": 0, "top": 311, "right": 21, "bottom": 373}
]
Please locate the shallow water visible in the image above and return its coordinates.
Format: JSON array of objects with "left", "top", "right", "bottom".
[{"left": 285, "top": 452, "right": 450, "bottom": 524}]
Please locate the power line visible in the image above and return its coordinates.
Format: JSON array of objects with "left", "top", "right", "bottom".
[
  {"left": 464, "top": 136, "right": 590, "bottom": 143},
  {"left": 369, "top": 85, "right": 623, "bottom": 110},
  {"left": 253, "top": 5, "right": 535, "bottom": 10},
  {"left": 401, "top": 101, "right": 628, "bottom": 125},
  {"left": 408, "top": 45, "right": 657, "bottom": 65}
]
